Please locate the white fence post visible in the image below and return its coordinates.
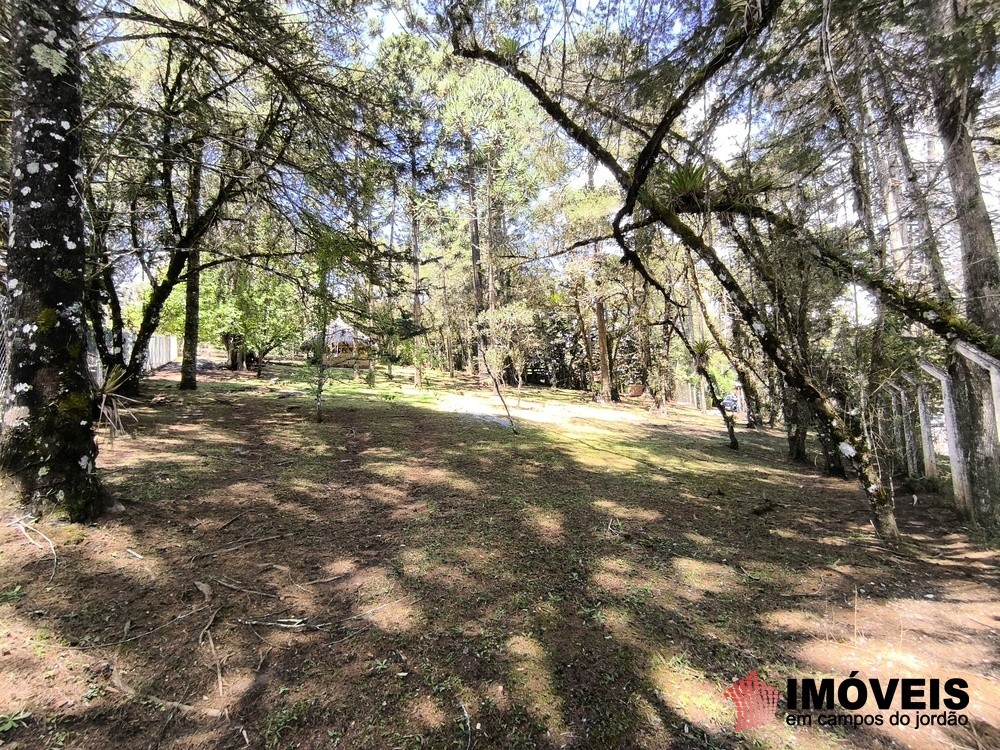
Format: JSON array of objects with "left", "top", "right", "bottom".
[
  {"left": 919, "top": 361, "right": 971, "bottom": 515},
  {"left": 954, "top": 341, "right": 1000, "bottom": 445}
]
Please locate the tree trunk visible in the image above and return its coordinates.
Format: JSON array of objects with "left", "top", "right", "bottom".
[
  {"left": 410, "top": 144, "right": 423, "bottom": 388},
  {"left": 441, "top": 265, "right": 455, "bottom": 377},
  {"left": 596, "top": 297, "right": 617, "bottom": 402},
  {"left": 178, "top": 247, "right": 200, "bottom": 389},
  {"left": 0, "top": 0, "right": 104, "bottom": 520},
  {"left": 816, "top": 418, "right": 848, "bottom": 478},
  {"left": 83, "top": 226, "right": 127, "bottom": 378},
  {"left": 179, "top": 143, "right": 204, "bottom": 390},
  {"left": 931, "top": 0, "right": 1000, "bottom": 528},
  {"left": 574, "top": 295, "right": 594, "bottom": 387},
  {"left": 464, "top": 319, "right": 475, "bottom": 375},
  {"left": 785, "top": 395, "right": 809, "bottom": 462},
  {"left": 864, "top": 31, "right": 952, "bottom": 303},
  {"left": 466, "top": 140, "right": 488, "bottom": 383}
]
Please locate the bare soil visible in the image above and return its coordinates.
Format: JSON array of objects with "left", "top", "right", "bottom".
[{"left": 1, "top": 364, "right": 997, "bottom": 750}]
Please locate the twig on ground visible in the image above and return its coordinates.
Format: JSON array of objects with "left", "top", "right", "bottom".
[
  {"left": 217, "top": 511, "right": 249, "bottom": 533},
  {"left": 199, "top": 606, "right": 222, "bottom": 646},
  {"left": 110, "top": 665, "right": 225, "bottom": 719},
  {"left": 76, "top": 606, "right": 209, "bottom": 649},
  {"left": 206, "top": 630, "right": 228, "bottom": 719},
  {"left": 215, "top": 578, "right": 279, "bottom": 599},
  {"left": 190, "top": 532, "right": 295, "bottom": 561},
  {"left": 237, "top": 617, "right": 317, "bottom": 631},
  {"left": 459, "top": 700, "right": 472, "bottom": 750},
  {"left": 304, "top": 574, "right": 347, "bottom": 585},
  {"left": 255, "top": 648, "right": 270, "bottom": 672},
  {"left": 236, "top": 596, "right": 422, "bottom": 634},
  {"left": 7, "top": 515, "right": 58, "bottom": 582}
]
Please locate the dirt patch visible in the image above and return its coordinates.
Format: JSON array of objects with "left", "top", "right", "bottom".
[{"left": 1, "top": 365, "right": 997, "bottom": 749}]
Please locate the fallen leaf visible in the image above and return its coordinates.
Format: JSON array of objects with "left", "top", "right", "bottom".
[{"left": 194, "top": 581, "right": 213, "bottom": 602}]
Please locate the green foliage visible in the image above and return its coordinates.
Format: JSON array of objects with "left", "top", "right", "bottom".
[
  {"left": 692, "top": 340, "right": 712, "bottom": 359},
  {"left": 663, "top": 164, "right": 706, "bottom": 197},
  {"left": 479, "top": 301, "right": 537, "bottom": 383},
  {"left": 497, "top": 36, "right": 520, "bottom": 60},
  {"left": 0, "top": 709, "right": 31, "bottom": 734},
  {"left": 0, "top": 585, "right": 24, "bottom": 603}
]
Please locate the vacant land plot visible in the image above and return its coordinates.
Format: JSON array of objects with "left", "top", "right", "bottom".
[{"left": 1, "top": 366, "right": 997, "bottom": 750}]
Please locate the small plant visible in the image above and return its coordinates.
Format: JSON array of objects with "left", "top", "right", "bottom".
[
  {"left": 664, "top": 163, "right": 706, "bottom": 197},
  {"left": 0, "top": 585, "right": 24, "bottom": 603},
  {"left": 625, "top": 584, "right": 654, "bottom": 609},
  {"left": 263, "top": 699, "right": 314, "bottom": 749},
  {"left": 0, "top": 709, "right": 31, "bottom": 734},
  {"left": 579, "top": 604, "right": 606, "bottom": 625},
  {"left": 93, "top": 365, "right": 139, "bottom": 442}
]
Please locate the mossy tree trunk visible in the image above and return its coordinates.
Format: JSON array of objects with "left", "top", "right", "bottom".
[
  {"left": 930, "top": 0, "right": 1000, "bottom": 530},
  {"left": 0, "top": 0, "right": 104, "bottom": 520}
]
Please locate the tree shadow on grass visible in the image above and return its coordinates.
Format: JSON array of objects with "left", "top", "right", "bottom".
[{"left": 0, "top": 371, "right": 997, "bottom": 750}]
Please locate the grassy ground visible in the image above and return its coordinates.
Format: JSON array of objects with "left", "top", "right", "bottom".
[{"left": 0, "top": 362, "right": 998, "bottom": 750}]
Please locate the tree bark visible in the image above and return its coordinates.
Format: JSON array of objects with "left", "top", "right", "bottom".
[
  {"left": 466, "top": 139, "right": 488, "bottom": 383},
  {"left": 931, "top": 0, "right": 1000, "bottom": 529},
  {"left": 178, "top": 246, "right": 200, "bottom": 389},
  {"left": 0, "top": 0, "right": 104, "bottom": 520},
  {"left": 410, "top": 143, "right": 423, "bottom": 388},
  {"left": 596, "top": 297, "right": 617, "bottom": 402},
  {"left": 179, "top": 142, "right": 204, "bottom": 390}
]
